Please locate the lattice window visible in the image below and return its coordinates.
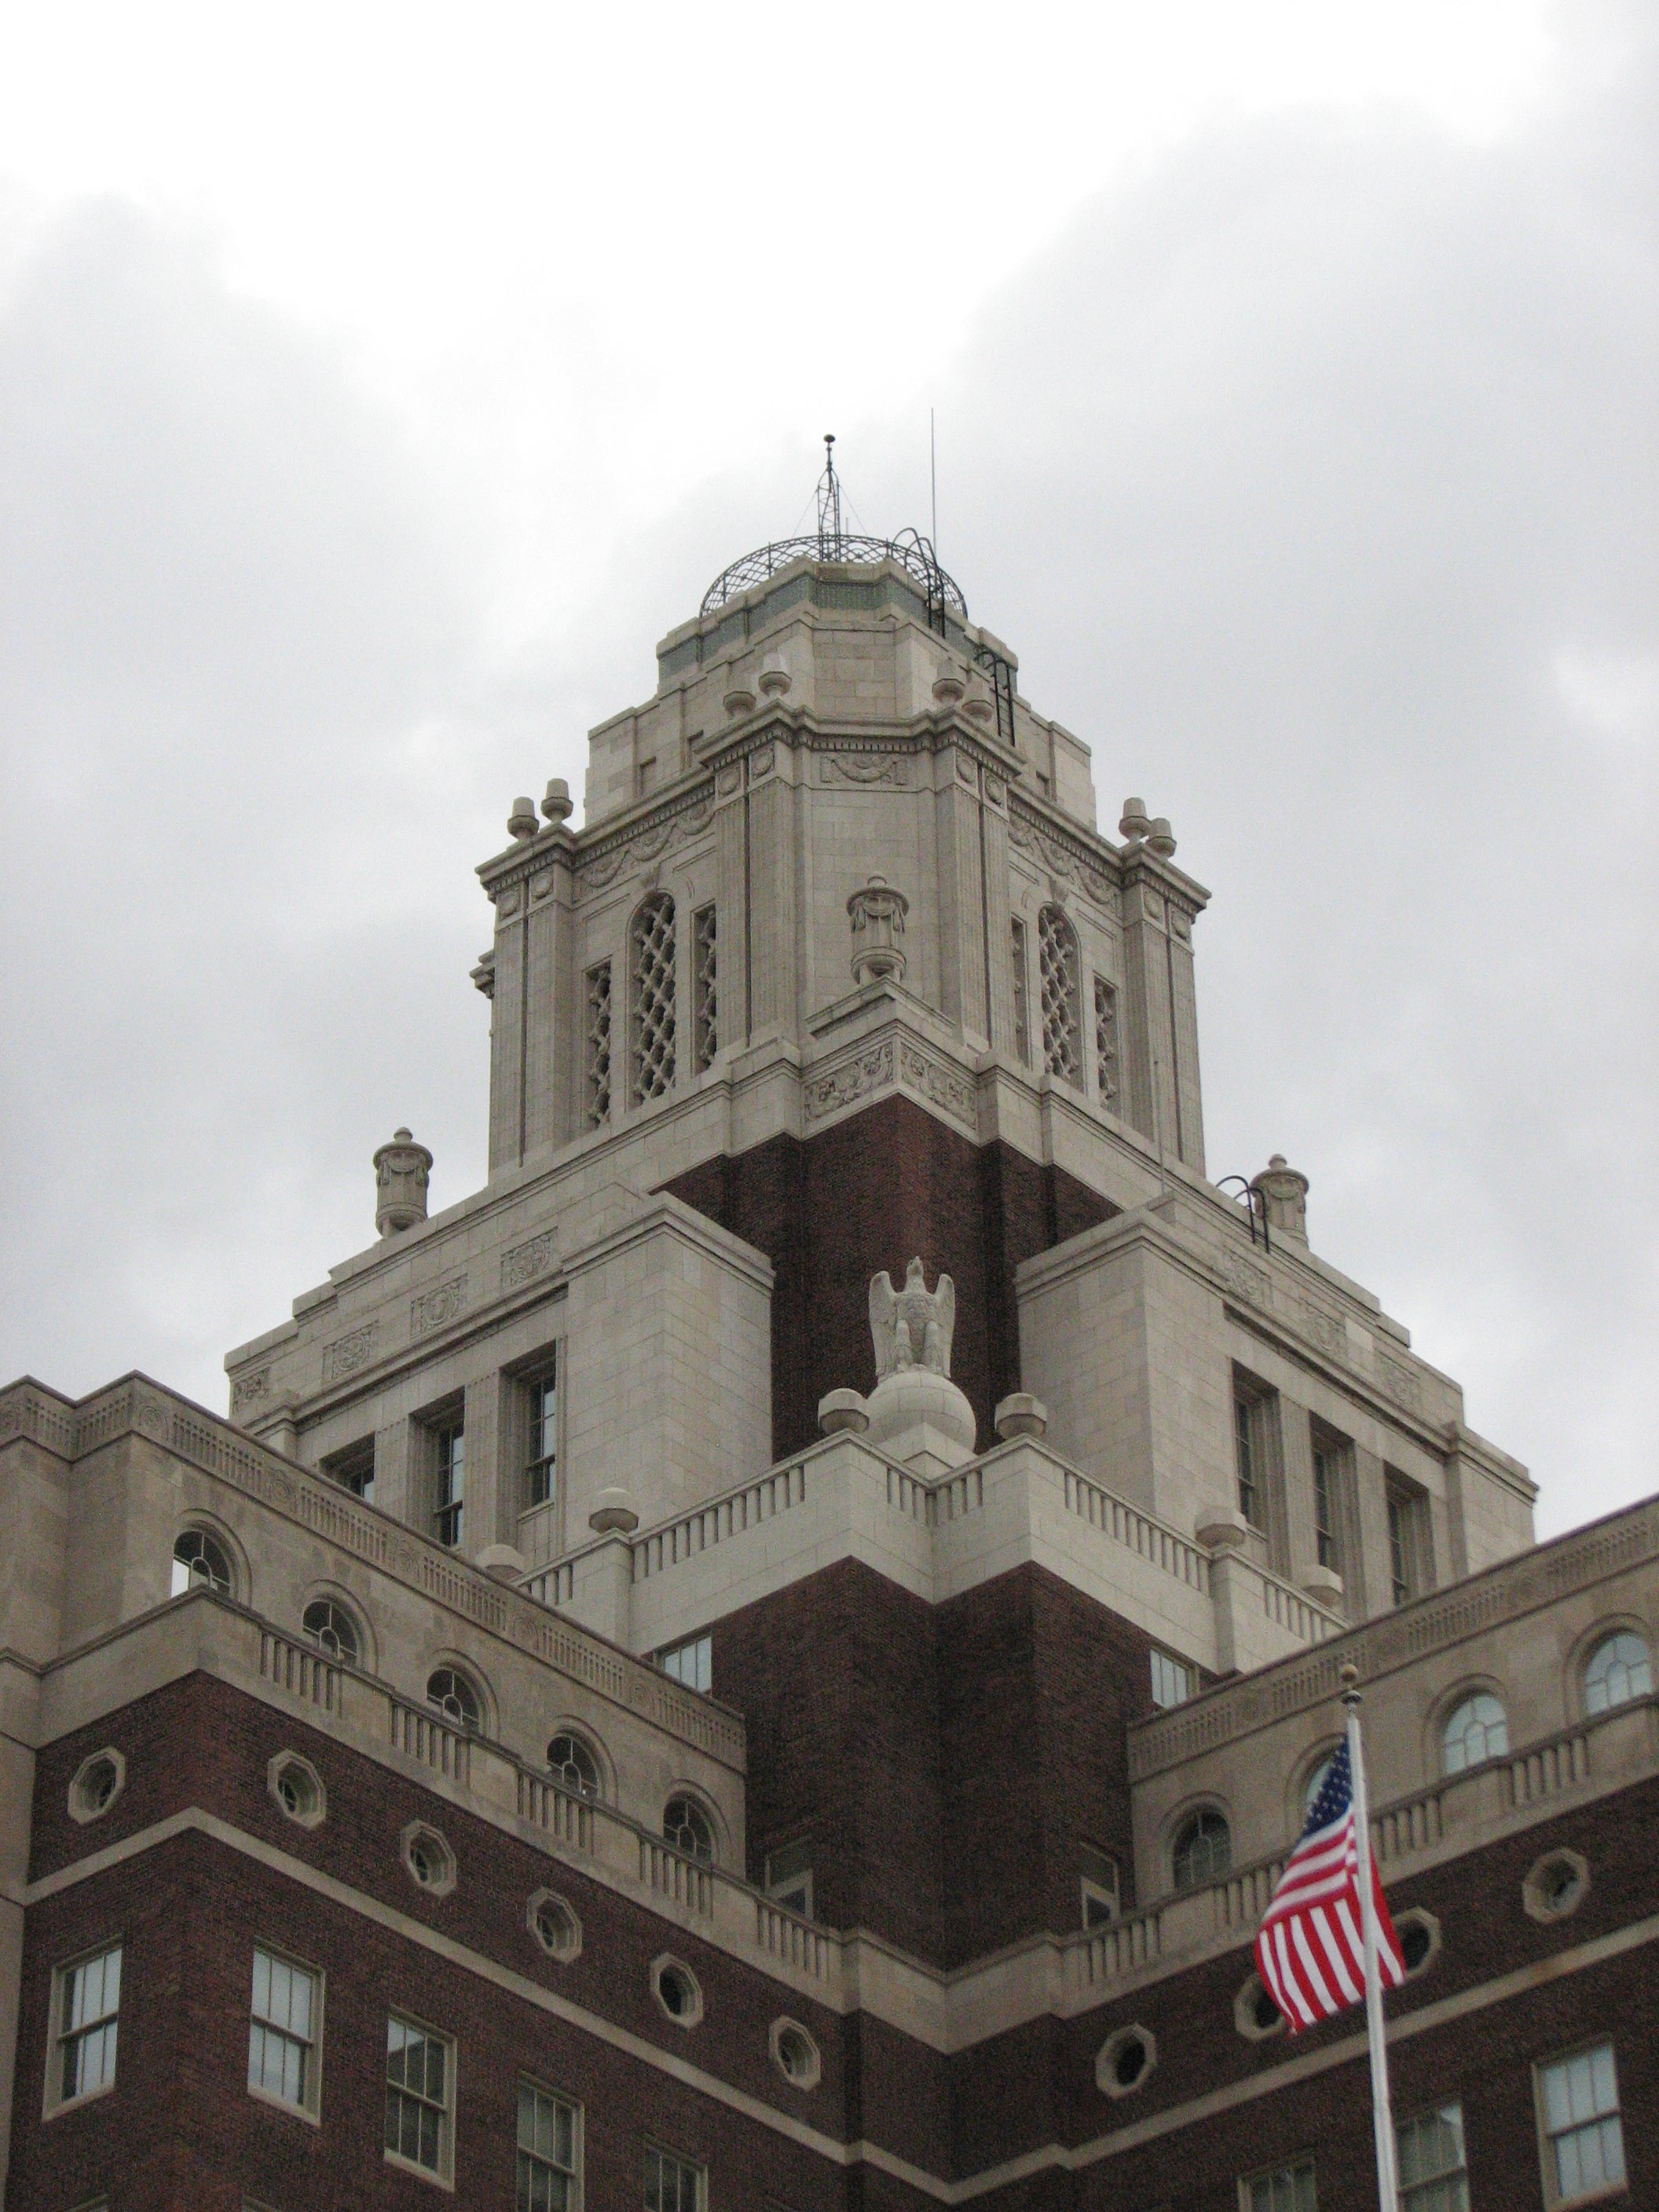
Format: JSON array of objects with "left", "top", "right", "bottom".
[
  {"left": 1038, "top": 905, "right": 1082, "bottom": 1086},
  {"left": 584, "top": 961, "right": 612, "bottom": 1128},
  {"left": 693, "top": 904, "right": 717, "bottom": 1071},
  {"left": 1093, "top": 976, "right": 1119, "bottom": 1104},
  {"left": 1010, "top": 918, "right": 1031, "bottom": 1065},
  {"left": 630, "top": 894, "right": 677, "bottom": 1104}
]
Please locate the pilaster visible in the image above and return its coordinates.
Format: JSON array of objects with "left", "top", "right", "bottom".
[{"left": 933, "top": 754, "right": 991, "bottom": 1048}]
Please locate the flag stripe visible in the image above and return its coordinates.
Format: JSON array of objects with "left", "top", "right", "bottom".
[{"left": 1251, "top": 1738, "right": 1408, "bottom": 2034}]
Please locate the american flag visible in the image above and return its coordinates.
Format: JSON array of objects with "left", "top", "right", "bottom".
[{"left": 1254, "top": 1738, "right": 1405, "bottom": 2032}]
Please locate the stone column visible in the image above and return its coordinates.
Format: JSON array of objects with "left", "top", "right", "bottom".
[
  {"left": 1119, "top": 865, "right": 1176, "bottom": 1152},
  {"left": 933, "top": 752, "right": 991, "bottom": 1047},
  {"left": 981, "top": 770, "right": 1016, "bottom": 1056},
  {"left": 712, "top": 758, "right": 749, "bottom": 1046},
  {"left": 488, "top": 877, "right": 528, "bottom": 1176},
  {"left": 745, "top": 736, "right": 797, "bottom": 1044}
]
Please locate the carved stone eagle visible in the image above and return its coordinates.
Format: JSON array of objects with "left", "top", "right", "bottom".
[{"left": 869, "top": 1258, "right": 956, "bottom": 1380}]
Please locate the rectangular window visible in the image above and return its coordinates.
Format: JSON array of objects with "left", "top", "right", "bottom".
[
  {"left": 693, "top": 904, "right": 717, "bottom": 1071},
  {"left": 247, "top": 1946, "right": 321, "bottom": 2119},
  {"left": 324, "top": 1437, "right": 375, "bottom": 1507},
  {"left": 645, "top": 2144, "right": 704, "bottom": 2212},
  {"left": 517, "top": 2080, "right": 578, "bottom": 2211},
  {"left": 1235, "top": 1394, "right": 1262, "bottom": 1531},
  {"left": 1079, "top": 1844, "right": 1120, "bottom": 1928},
  {"left": 434, "top": 1424, "right": 464, "bottom": 1548},
  {"left": 1150, "top": 1649, "right": 1192, "bottom": 1710},
  {"left": 1010, "top": 918, "right": 1031, "bottom": 1065},
  {"left": 1537, "top": 2042, "right": 1625, "bottom": 2207},
  {"left": 764, "top": 1837, "right": 814, "bottom": 1919},
  {"left": 1241, "top": 2159, "right": 1316, "bottom": 2212},
  {"left": 659, "top": 1634, "right": 712, "bottom": 1694},
  {"left": 384, "top": 2012, "right": 453, "bottom": 2182},
  {"left": 1386, "top": 1473, "right": 1433, "bottom": 1606},
  {"left": 526, "top": 1364, "right": 558, "bottom": 1512},
  {"left": 584, "top": 961, "right": 613, "bottom": 1129},
  {"left": 1093, "top": 975, "right": 1119, "bottom": 1105},
  {"left": 50, "top": 1943, "right": 122, "bottom": 2111},
  {"left": 1397, "top": 2103, "right": 1467, "bottom": 2212},
  {"left": 1310, "top": 1435, "right": 1343, "bottom": 1573}
]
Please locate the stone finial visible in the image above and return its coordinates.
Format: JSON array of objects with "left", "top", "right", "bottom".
[
  {"left": 869, "top": 1258, "right": 955, "bottom": 1379},
  {"left": 1119, "top": 797, "right": 1151, "bottom": 844},
  {"left": 818, "top": 1389, "right": 870, "bottom": 1436},
  {"left": 931, "top": 667, "right": 966, "bottom": 706},
  {"left": 847, "top": 873, "right": 909, "bottom": 987},
  {"left": 1146, "top": 816, "right": 1177, "bottom": 859},
  {"left": 1250, "top": 1153, "right": 1309, "bottom": 1245},
  {"left": 994, "top": 1393, "right": 1048, "bottom": 1441},
  {"left": 541, "top": 778, "right": 573, "bottom": 824},
  {"left": 758, "top": 651, "right": 792, "bottom": 698},
  {"left": 963, "top": 671, "right": 997, "bottom": 723},
  {"left": 723, "top": 683, "right": 757, "bottom": 720},
  {"left": 374, "top": 1127, "right": 433, "bottom": 1237},
  {"left": 589, "top": 1486, "right": 641, "bottom": 1534},
  {"left": 508, "top": 796, "right": 539, "bottom": 840}
]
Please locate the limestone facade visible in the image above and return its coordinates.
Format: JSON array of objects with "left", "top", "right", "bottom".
[{"left": 3, "top": 520, "right": 1654, "bottom": 2211}]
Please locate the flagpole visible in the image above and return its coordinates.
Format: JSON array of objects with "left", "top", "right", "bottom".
[{"left": 1342, "top": 1661, "right": 1398, "bottom": 2210}]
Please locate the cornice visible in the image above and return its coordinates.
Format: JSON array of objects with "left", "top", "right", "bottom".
[
  {"left": 1129, "top": 1489, "right": 1659, "bottom": 1780},
  {"left": 0, "top": 1374, "right": 745, "bottom": 1773}
]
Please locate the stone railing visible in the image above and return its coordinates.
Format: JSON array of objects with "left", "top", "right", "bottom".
[
  {"left": 1061, "top": 1466, "right": 1210, "bottom": 1593},
  {"left": 632, "top": 1459, "right": 811, "bottom": 1581},
  {"left": 0, "top": 1372, "right": 744, "bottom": 1775},
  {"left": 1129, "top": 1492, "right": 1659, "bottom": 1781},
  {"left": 259, "top": 1628, "right": 342, "bottom": 1717}
]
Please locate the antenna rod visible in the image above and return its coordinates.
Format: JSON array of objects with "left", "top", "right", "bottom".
[{"left": 930, "top": 408, "right": 938, "bottom": 553}]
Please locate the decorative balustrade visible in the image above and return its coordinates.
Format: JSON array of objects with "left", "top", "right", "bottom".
[
  {"left": 640, "top": 1837, "right": 715, "bottom": 1917},
  {"left": 1068, "top": 1905, "right": 1162, "bottom": 1991},
  {"left": 633, "top": 1461, "right": 809, "bottom": 1580},
  {"left": 1062, "top": 1467, "right": 1211, "bottom": 1593},
  {"left": 1506, "top": 1727, "right": 1590, "bottom": 1809},
  {"left": 1260, "top": 1577, "right": 1337, "bottom": 1644},
  {"left": 754, "top": 1897, "right": 834, "bottom": 1979},
  {"left": 259, "top": 1629, "right": 342, "bottom": 1716},
  {"left": 517, "top": 1771, "right": 595, "bottom": 1852},
  {"left": 390, "top": 1697, "right": 471, "bottom": 1785}
]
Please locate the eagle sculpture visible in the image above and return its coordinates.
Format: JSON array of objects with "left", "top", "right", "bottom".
[{"left": 869, "top": 1258, "right": 956, "bottom": 1380}]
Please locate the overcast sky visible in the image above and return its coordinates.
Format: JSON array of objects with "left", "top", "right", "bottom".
[{"left": 2, "top": 2, "right": 1653, "bottom": 1540}]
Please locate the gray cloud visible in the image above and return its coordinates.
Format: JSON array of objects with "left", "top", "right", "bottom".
[{"left": 4, "top": 12, "right": 1654, "bottom": 1543}]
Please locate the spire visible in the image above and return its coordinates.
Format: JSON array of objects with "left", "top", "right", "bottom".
[{"left": 815, "top": 433, "right": 844, "bottom": 558}]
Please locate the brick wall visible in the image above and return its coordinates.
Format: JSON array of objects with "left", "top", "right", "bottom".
[
  {"left": 11, "top": 1667, "right": 1657, "bottom": 2208},
  {"left": 714, "top": 1558, "right": 1159, "bottom": 1969},
  {"left": 664, "top": 1093, "right": 1115, "bottom": 1460}
]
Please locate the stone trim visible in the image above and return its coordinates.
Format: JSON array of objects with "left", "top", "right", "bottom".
[
  {"left": 1130, "top": 1497, "right": 1659, "bottom": 1779},
  {"left": 3, "top": 1374, "right": 745, "bottom": 1773},
  {"left": 26, "top": 1805, "right": 1659, "bottom": 2204}
]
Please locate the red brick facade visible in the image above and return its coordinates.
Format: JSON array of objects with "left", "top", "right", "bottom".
[
  {"left": 664, "top": 1094, "right": 1115, "bottom": 1461},
  {"left": 12, "top": 1664, "right": 1656, "bottom": 2209}
]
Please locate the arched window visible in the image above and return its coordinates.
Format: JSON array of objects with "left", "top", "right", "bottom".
[
  {"left": 1584, "top": 1631, "right": 1651, "bottom": 1716},
  {"left": 629, "top": 892, "right": 677, "bottom": 1104},
  {"left": 302, "top": 1599, "right": 360, "bottom": 1668},
  {"left": 426, "top": 1667, "right": 482, "bottom": 1733},
  {"left": 1441, "top": 1692, "right": 1507, "bottom": 1774},
  {"left": 171, "top": 1528, "right": 233, "bottom": 1599},
  {"left": 663, "top": 1794, "right": 715, "bottom": 1864},
  {"left": 1172, "top": 1809, "right": 1231, "bottom": 1891},
  {"left": 547, "top": 1731, "right": 602, "bottom": 1800},
  {"left": 1036, "top": 905, "right": 1082, "bottom": 1086}
]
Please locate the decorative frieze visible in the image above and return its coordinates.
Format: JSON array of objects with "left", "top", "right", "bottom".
[
  {"left": 819, "top": 753, "right": 909, "bottom": 788},
  {"left": 411, "top": 1276, "right": 467, "bottom": 1337},
  {"left": 898, "top": 1042, "right": 976, "bottom": 1131},
  {"left": 502, "top": 1232, "right": 558, "bottom": 1291},
  {"left": 231, "top": 1366, "right": 272, "bottom": 1414},
  {"left": 321, "top": 1326, "right": 376, "bottom": 1386},
  {"left": 804, "top": 1039, "right": 893, "bottom": 1123}
]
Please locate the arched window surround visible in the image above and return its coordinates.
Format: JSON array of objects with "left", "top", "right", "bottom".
[
  {"left": 423, "top": 1657, "right": 493, "bottom": 1738},
  {"left": 170, "top": 1518, "right": 246, "bottom": 1605},
  {"left": 300, "top": 1588, "right": 373, "bottom": 1673},
  {"left": 1167, "top": 1801, "right": 1232, "bottom": 1894},
  {"left": 661, "top": 1785, "right": 725, "bottom": 1867},
  {"left": 545, "top": 1723, "right": 610, "bottom": 1804},
  {"left": 1436, "top": 1683, "right": 1510, "bottom": 1777},
  {"left": 1574, "top": 1620, "right": 1653, "bottom": 1720}
]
